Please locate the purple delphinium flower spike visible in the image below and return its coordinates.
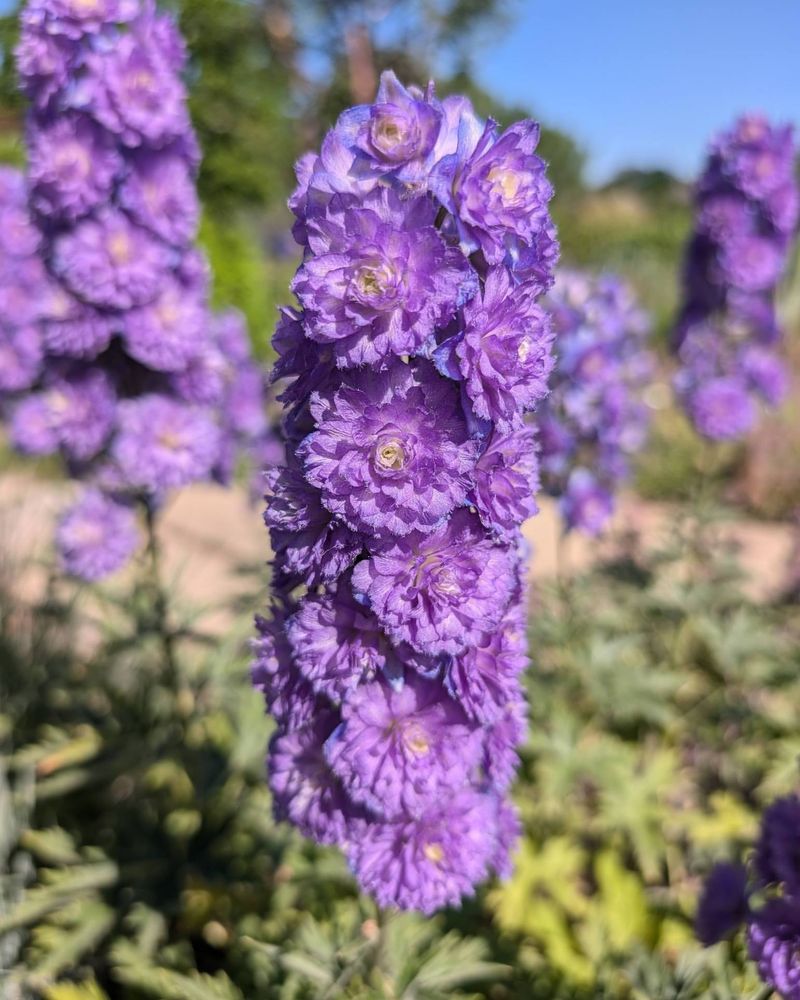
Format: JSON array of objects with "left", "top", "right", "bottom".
[
  {"left": 697, "top": 793, "right": 800, "bottom": 995},
  {"left": 748, "top": 899, "right": 800, "bottom": 1000},
  {"left": 253, "top": 71, "right": 559, "bottom": 912},
  {"left": 695, "top": 862, "right": 750, "bottom": 946},
  {"left": 56, "top": 488, "right": 140, "bottom": 581},
  {"left": 673, "top": 115, "right": 798, "bottom": 441},
  {"left": 4, "top": 2, "right": 269, "bottom": 582},
  {"left": 538, "top": 269, "right": 654, "bottom": 535}
]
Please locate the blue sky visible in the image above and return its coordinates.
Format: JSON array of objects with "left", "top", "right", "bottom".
[
  {"left": 4, "top": 0, "right": 797, "bottom": 186},
  {"left": 477, "top": 0, "right": 800, "bottom": 184}
]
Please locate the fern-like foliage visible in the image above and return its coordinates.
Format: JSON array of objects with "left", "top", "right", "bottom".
[{"left": 1, "top": 501, "right": 798, "bottom": 998}]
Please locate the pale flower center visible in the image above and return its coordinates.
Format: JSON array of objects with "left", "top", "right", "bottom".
[
  {"left": 375, "top": 119, "right": 404, "bottom": 147},
  {"left": 143, "top": 182, "right": 161, "bottom": 210},
  {"left": 517, "top": 337, "right": 532, "bottom": 363},
  {"left": 375, "top": 438, "right": 405, "bottom": 471},
  {"left": 434, "top": 566, "right": 459, "bottom": 596},
  {"left": 127, "top": 69, "right": 156, "bottom": 95},
  {"left": 48, "top": 390, "right": 70, "bottom": 415},
  {"left": 157, "top": 297, "right": 181, "bottom": 329},
  {"left": 423, "top": 842, "right": 444, "bottom": 864},
  {"left": 157, "top": 429, "right": 184, "bottom": 451},
  {"left": 55, "top": 142, "right": 91, "bottom": 178},
  {"left": 73, "top": 520, "right": 103, "bottom": 546},
  {"left": 756, "top": 152, "right": 776, "bottom": 177},
  {"left": 71, "top": 0, "right": 102, "bottom": 12},
  {"left": 488, "top": 165, "right": 522, "bottom": 203},
  {"left": 402, "top": 722, "right": 430, "bottom": 756},
  {"left": 108, "top": 232, "right": 131, "bottom": 265},
  {"left": 356, "top": 264, "right": 390, "bottom": 297}
]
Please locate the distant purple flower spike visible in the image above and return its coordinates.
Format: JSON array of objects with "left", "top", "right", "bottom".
[
  {"left": 540, "top": 269, "right": 653, "bottom": 533},
  {"left": 53, "top": 208, "right": 170, "bottom": 310},
  {"left": 695, "top": 862, "right": 750, "bottom": 946},
  {"left": 11, "top": 367, "right": 115, "bottom": 461},
  {"left": 0, "top": 198, "right": 42, "bottom": 259},
  {"left": 326, "top": 674, "right": 482, "bottom": 818},
  {"left": 169, "top": 347, "right": 225, "bottom": 405},
  {"left": 123, "top": 280, "right": 207, "bottom": 372},
  {"left": 739, "top": 345, "right": 788, "bottom": 406},
  {"left": 112, "top": 394, "right": 221, "bottom": 492},
  {"left": 755, "top": 795, "right": 800, "bottom": 897},
  {"left": 82, "top": 20, "right": 190, "bottom": 147},
  {"left": 40, "top": 288, "right": 115, "bottom": 359},
  {"left": 56, "top": 488, "right": 139, "bottom": 581},
  {"left": 7, "top": 2, "right": 266, "bottom": 586},
  {"left": 560, "top": 468, "right": 614, "bottom": 536},
  {"left": 716, "top": 115, "right": 796, "bottom": 202},
  {"left": 718, "top": 234, "right": 783, "bottom": 294},
  {"left": 349, "top": 790, "right": 496, "bottom": 913},
  {"left": 23, "top": 0, "right": 139, "bottom": 40},
  {"left": 748, "top": 898, "right": 800, "bottom": 1000},
  {"left": 16, "top": 28, "right": 76, "bottom": 109},
  {"left": 673, "top": 115, "right": 796, "bottom": 440},
  {"left": 689, "top": 377, "right": 755, "bottom": 441},
  {"left": 0, "top": 325, "right": 43, "bottom": 392},
  {"left": 119, "top": 147, "right": 199, "bottom": 246},
  {"left": 28, "top": 113, "right": 121, "bottom": 221},
  {"left": 223, "top": 366, "right": 268, "bottom": 439}
]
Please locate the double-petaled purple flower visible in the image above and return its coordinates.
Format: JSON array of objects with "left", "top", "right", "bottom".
[
  {"left": 673, "top": 116, "right": 798, "bottom": 441},
  {"left": 696, "top": 793, "right": 800, "bottom": 998},
  {"left": 253, "top": 72, "right": 559, "bottom": 913},
  {"left": 537, "top": 270, "right": 653, "bottom": 535},
  {"left": 2, "top": 0, "right": 270, "bottom": 581}
]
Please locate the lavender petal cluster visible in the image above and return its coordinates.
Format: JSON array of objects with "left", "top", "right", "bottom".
[
  {"left": 253, "top": 71, "right": 559, "bottom": 913},
  {"left": 673, "top": 116, "right": 798, "bottom": 441},
  {"left": 2, "top": 1, "right": 270, "bottom": 581},
  {"left": 537, "top": 269, "right": 653, "bottom": 535},
  {"left": 697, "top": 794, "right": 800, "bottom": 998}
]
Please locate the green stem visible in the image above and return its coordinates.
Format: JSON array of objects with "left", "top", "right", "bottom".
[
  {"left": 748, "top": 987, "right": 774, "bottom": 1000},
  {"left": 143, "top": 501, "right": 177, "bottom": 682}
]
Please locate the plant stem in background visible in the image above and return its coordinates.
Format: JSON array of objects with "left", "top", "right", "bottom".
[{"left": 143, "top": 501, "right": 177, "bottom": 684}]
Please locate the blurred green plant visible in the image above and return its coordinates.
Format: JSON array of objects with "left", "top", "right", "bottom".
[
  {"left": 2, "top": 497, "right": 798, "bottom": 998},
  {"left": 199, "top": 214, "right": 296, "bottom": 361}
]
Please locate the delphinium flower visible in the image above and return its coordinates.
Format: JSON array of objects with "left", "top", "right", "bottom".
[
  {"left": 2, "top": 1, "right": 269, "bottom": 581},
  {"left": 673, "top": 116, "right": 798, "bottom": 441},
  {"left": 0, "top": 168, "right": 49, "bottom": 394},
  {"left": 697, "top": 793, "right": 800, "bottom": 998},
  {"left": 537, "top": 269, "right": 653, "bottom": 535},
  {"left": 253, "top": 71, "right": 559, "bottom": 913}
]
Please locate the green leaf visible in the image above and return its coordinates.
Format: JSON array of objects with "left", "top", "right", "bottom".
[
  {"left": 0, "top": 862, "right": 117, "bottom": 934},
  {"left": 27, "top": 901, "right": 115, "bottom": 983},
  {"left": 111, "top": 940, "right": 244, "bottom": 1000},
  {"left": 44, "top": 981, "right": 110, "bottom": 1000},
  {"left": 19, "top": 828, "right": 81, "bottom": 867}
]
